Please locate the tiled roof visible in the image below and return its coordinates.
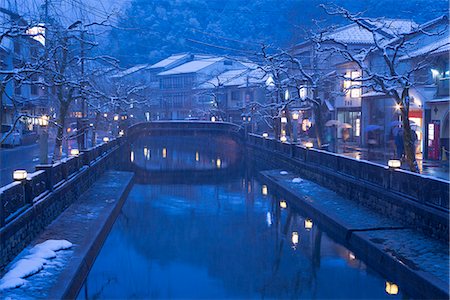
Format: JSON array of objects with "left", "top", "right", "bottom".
[
  {"left": 149, "top": 54, "right": 189, "bottom": 69},
  {"left": 111, "top": 64, "right": 149, "bottom": 78},
  {"left": 400, "top": 37, "right": 450, "bottom": 60},
  {"left": 157, "top": 57, "right": 224, "bottom": 76},
  {"left": 323, "top": 19, "right": 418, "bottom": 44}
]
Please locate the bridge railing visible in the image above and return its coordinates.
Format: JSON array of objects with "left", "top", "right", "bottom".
[
  {"left": 0, "top": 136, "right": 124, "bottom": 227},
  {"left": 247, "top": 133, "right": 450, "bottom": 211},
  {"left": 127, "top": 121, "right": 243, "bottom": 137}
]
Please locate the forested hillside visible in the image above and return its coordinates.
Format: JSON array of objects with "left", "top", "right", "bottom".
[{"left": 107, "top": 0, "right": 449, "bottom": 66}]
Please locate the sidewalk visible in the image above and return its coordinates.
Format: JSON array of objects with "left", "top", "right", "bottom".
[{"left": 337, "top": 144, "right": 449, "bottom": 181}]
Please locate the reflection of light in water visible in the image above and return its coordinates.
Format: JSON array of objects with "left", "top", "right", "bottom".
[
  {"left": 144, "top": 147, "right": 148, "bottom": 156},
  {"left": 262, "top": 185, "right": 268, "bottom": 196},
  {"left": 280, "top": 201, "right": 287, "bottom": 209},
  {"left": 130, "top": 151, "right": 134, "bottom": 162},
  {"left": 385, "top": 282, "right": 399, "bottom": 295},
  {"left": 195, "top": 151, "right": 199, "bottom": 162},
  {"left": 304, "top": 218, "right": 313, "bottom": 230},
  {"left": 266, "top": 212, "right": 272, "bottom": 227},
  {"left": 162, "top": 148, "right": 167, "bottom": 158},
  {"left": 292, "top": 232, "right": 299, "bottom": 248},
  {"left": 216, "top": 158, "right": 221, "bottom": 168},
  {"left": 247, "top": 182, "right": 251, "bottom": 194},
  {"left": 348, "top": 252, "right": 356, "bottom": 260}
]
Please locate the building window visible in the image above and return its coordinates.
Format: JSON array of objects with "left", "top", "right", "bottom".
[{"left": 343, "top": 71, "right": 361, "bottom": 98}]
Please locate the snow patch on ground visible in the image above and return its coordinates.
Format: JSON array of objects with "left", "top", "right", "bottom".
[
  {"left": 292, "top": 177, "right": 303, "bottom": 183},
  {"left": 280, "top": 171, "right": 288, "bottom": 175},
  {"left": 0, "top": 240, "right": 73, "bottom": 291}
]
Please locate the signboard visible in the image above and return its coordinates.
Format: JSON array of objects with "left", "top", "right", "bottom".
[{"left": 428, "top": 120, "right": 440, "bottom": 160}]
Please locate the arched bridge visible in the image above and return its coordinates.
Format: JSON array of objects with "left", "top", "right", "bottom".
[
  {"left": 126, "top": 121, "right": 244, "bottom": 141},
  {"left": 123, "top": 121, "right": 245, "bottom": 182}
]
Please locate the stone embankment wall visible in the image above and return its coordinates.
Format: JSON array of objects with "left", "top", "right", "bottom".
[
  {"left": 247, "top": 134, "right": 449, "bottom": 242},
  {"left": 0, "top": 137, "right": 125, "bottom": 270}
]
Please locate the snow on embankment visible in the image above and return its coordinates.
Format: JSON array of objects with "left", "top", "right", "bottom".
[{"left": 0, "top": 240, "right": 72, "bottom": 290}]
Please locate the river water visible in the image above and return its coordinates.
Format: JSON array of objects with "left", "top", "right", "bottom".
[{"left": 77, "top": 136, "right": 405, "bottom": 299}]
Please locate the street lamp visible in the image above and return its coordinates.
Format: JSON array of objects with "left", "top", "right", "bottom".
[{"left": 262, "top": 132, "right": 269, "bottom": 139}]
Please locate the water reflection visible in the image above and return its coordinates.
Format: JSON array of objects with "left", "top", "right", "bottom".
[
  {"left": 79, "top": 177, "right": 404, "bottom": 299},
  {"left": 129, "top": 136, "right": 240, "bottom": 171}
]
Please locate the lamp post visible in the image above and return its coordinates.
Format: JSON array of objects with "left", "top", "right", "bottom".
[{"left": 38, "top": 115, "right": 49, "bottom": 164}]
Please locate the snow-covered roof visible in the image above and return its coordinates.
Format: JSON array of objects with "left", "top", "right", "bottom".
[
  {"left": 400, "top": 37, "right": 450, "bottom": 60},
  {"left": 323, "top": 19, "right": 418, "bottom": 45},
  {"left": 235, "top": 69, "right": 268, "bottom": 87},
  {"left": 149, "top": 54, "right": 189, "bottom": 69},
  {"left": 111, "top": 64, "right": 149, "bottom": 78},
  {"left": 197, "top": 69, "right": 248, "bottom": 89},
  {"left": 157, "top": 57, "right": 225, "bottom": 76}
]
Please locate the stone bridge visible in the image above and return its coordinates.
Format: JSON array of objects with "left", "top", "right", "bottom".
[{"left": 126, "top": 120, "right": 244, "bottom": 141}]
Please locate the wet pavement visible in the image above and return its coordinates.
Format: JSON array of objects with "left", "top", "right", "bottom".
[{"left": 337, "top": 146, "right": 449, "bottom": 181}]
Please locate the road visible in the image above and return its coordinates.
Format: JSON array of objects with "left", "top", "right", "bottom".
[{"left": 0, "top": 142, "right": 56, "bottom": 187}]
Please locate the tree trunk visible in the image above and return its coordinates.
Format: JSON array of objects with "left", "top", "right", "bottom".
[
  {"left": 400, "top": 89, "right": 419, "bottom": 172},
  {"left": 313, "top": 102, "right": 323, "bottom": 147},
  {"left": 52, "top": 102, "right": 69, "bottom": 162}
]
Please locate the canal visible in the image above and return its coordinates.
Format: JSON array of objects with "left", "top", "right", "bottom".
[{"left": 77, "top": 136, "right": 406, "bottom": 299}]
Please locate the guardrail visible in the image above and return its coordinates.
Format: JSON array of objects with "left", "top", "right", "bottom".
[
  {"left": 247, "top": 134, "right": 450, "bottom": 211},
  {"left": 0, "top": 136, "right": 124, "bottom": 228}
]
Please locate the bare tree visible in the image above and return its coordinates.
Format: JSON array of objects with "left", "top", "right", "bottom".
[{"left": 319, "top": 5, "right": 449, "bottom": 172}]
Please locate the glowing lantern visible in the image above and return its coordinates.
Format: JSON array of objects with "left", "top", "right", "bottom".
[
  {"left": 304, "top": 218, "right": 313, "bottom": 230},
  {"left": 70, "top": 149, "right": 79, "bottom": 156},
  {"left": 280, "top": 136, "right": 287, "bottom": 143},
  {"left": 385, "top": 282, "right": 399, "bottom": 295},
  {"left": 103, "top": 137, "right": 109, "bottom": 143},
  {"left": 261, "top": 185, "right": 268, "bottom": 196},
  {"left": 262, "top": 132, "right": 269, "bottom": 138},
  {"left": 216, "top": 158, "right": 221, "bottom": 168},
  {"left": 388, "top": 159, "right": 401, "bottom": 168},
  {"left": 291, "top": 232, "right": 299, "bottom": 246},
  {"left": 13, "top": 170, "right": 27, "bottom": 181},
  {"left": 305, "top": 142, "right": 313, "bottom": 149}
]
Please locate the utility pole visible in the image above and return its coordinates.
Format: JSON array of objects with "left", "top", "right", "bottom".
[{"left": 39, "top": 0, "right": 50, "bottom": 164}]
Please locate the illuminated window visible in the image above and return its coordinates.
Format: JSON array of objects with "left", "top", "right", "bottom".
[
  {"left": 350, "top": 71, "right": 361, "bottom": 98},
  {"left": 343, "top": 71, "right": 361, "bottom": 98},
  {"left": 355, "top": 118, "right": 360, "bottom": 137}
]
